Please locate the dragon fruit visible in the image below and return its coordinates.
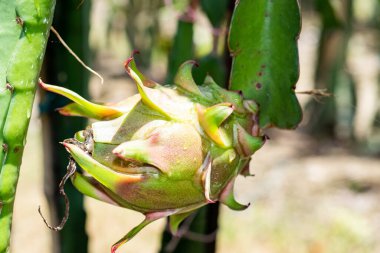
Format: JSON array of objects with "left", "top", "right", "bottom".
[{"left": 40, "top": 52, "right": 265, "bottom": 252}]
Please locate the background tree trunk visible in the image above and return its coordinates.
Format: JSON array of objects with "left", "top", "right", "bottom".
[{"left": 304, "top": 0, "right": 355, "bottom": 139}]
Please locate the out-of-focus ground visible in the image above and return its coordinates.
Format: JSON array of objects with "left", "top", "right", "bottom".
[{"left": 10, "top": 1, "right": 380, "bottom": 253}]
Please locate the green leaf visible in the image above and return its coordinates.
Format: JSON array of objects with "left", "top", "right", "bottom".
[{"left": 229, "top": 0, "right": 302, "bottom": 129}]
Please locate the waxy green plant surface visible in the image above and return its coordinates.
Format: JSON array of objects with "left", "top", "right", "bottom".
[
  {"left": 41, "top": 53, "right": 266, "bottom": 252},
  {"left": 0, "top": 0, "right": 56, "bottom": 252},
  {"left": 229, "top": 0, "right": 302, "bottom": 129}
]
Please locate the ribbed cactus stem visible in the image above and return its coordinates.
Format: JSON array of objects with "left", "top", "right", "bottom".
[
  {"left": 0, "top": 1, "right": 56, "bottom": 252},
  {"left": 0, "top": 85, "right": 12, "bottom": 170}
]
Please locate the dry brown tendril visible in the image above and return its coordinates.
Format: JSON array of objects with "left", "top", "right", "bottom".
[{"left": 38, "top": 157, "right": 77, "bottom": 231}]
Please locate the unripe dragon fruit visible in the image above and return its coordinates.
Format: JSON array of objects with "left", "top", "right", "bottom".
[{"left": 40, "top": 52, "right": 265, "bottom": 252}]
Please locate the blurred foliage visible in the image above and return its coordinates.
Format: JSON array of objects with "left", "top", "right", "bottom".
[
  {"left": 125, "top": 0, "right": 163, "bottom": 69},
  {"left": 305, "top": 0, "right": 354, "bottom": 138},
  {"left": 200, "top": 0, "right": 228, "bottom": 28},
  {"left": 302, "top": 0, "right": 380, "bottom": 150},
  {"left": 165, "top": 12, "right": 194, "bottom": 83}
]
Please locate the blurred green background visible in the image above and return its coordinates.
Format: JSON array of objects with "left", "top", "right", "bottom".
[{"left": 10, "top": 0, "right": 380, "bottom": 252}]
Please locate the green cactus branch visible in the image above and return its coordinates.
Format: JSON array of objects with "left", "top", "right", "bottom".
[
  {"left": 229, "top": 0, "right": 303, "bottom": 129},
  {"left": 165, "top": 2, "right": 196, "bottom": 84},
  {"left": 0, "top": 1, "right": 56, "bottom": 252},
  {"left": 0, "top": 1, "right": 21, "bottom": 178}
]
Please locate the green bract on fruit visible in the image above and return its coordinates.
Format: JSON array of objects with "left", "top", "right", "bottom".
[{"left": 40, "top": 52, "right": 265, "bottom": 252}]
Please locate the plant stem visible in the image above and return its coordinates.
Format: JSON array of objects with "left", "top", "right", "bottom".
[{"left": 0, "top": 1, "right": 56, "bottom": 252}]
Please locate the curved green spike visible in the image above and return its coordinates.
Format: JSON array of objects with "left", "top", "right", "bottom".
[
  {"left": 113, "top": 139, "right": 150, "bottom": 165},
  {"left": 63, "top": 143, "right": 144, "bottom": 192},
  {"left": 220, "top": 180, "right": 249, "bottom": 211},
  {"left": 71, "top": 172, "right": 119, "bottom": 206},
  {"left": 111, "top": 210, "right": 176, "bottom": 253},
  {"left": 111, "top": 217, "right": 154, "bottom": 253},
  {"left": 220, "top": 191, "right": 249, "bottom": 211},
  {"left": 58, "top": 102, "right": 121, "bottom": 120},
  {"left": 169, "top": 211, "right": 194, "bottom": 234},
  {"left": 197, "top": 103, "right": 233, "bottom": 148},
  {"left": 125, "top": 50, "right": 157, "bottom": 88},
  {"left": 124, "top": 58, "right": 173, "bottom": 119},
  {"left": 174, "top": 60, "right": 202, "bottom": 95},
  {"left": 39, "top": 80, "right": 123, "bottom": 120},
  {"left": 233, "top": 124, "right": 265, "bottom": 157}
]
